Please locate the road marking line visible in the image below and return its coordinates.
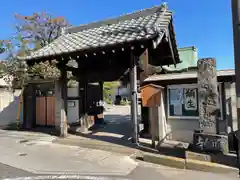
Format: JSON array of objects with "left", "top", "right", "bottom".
[{"left": 3, "top": 175, "right": 131, "bottom": 180}]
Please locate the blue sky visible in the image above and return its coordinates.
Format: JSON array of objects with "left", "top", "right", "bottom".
[{"left": 0, "top": 0, "right": 233, "bottom": 69}]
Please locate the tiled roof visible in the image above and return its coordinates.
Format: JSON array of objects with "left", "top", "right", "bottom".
[
  {"left": 20, "top": 4, "right": 177, "bottom": 61},
  {"left": 144, "top": 69, "right": 235, "bottom": 82}
]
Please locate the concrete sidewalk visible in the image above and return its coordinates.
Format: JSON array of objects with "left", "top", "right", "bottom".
[
  {"left": 54, "top": 134, "right": 240, "bottom": 175},
  {"left": 0, "top": 129, "right": 57, "bottom": 145},
  {"left": 54, "top": 134, "right": 140, "bottom": 156},
  {"left": 0, "top": 133, "right": 138, "bottom": 176}
]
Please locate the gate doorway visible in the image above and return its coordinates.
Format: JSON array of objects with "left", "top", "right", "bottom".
[
  {"left": 23, "top": 81, "right": 55, "bottom": 128},
  {"left": 35, "top": 82, "right": 55, "bottom": 127},
  {"left": 36, "top": 96, "right": 55, "bottom": 127}
]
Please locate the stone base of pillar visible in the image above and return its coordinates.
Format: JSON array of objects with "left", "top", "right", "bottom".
[
  {"left": 77, "top": 126, "right": 88, "bottom": 133},
  {"left": 75, "top": 114, "right": 94, "bottom": 133},
  {"left": 60, "top": 125, "right": 68, "bottom": 137},
  {"left": 193, "top": 131, "right": 229, "bottom": 154},
  {"left": 54, "top": 124, "right": 68, "bottom": 137}
]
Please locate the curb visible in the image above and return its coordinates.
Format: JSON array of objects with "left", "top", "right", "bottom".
[
  {"left": 14, "top": 166, "right": 133, "bottom": 176},
  {"left": 2, "top": 175, "right": 132, "bottom": 180},
  {"left": 142, "top": 152, "right": 238, "bottom": 174},
  {"left": 143, "top": 153, "right": 185, "bottom": 169},
  {"left": 186, "top": 158, "right": 237, "bottom": 173}
]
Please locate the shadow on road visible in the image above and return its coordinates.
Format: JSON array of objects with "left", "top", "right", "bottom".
[{"left": 67, "top": 113, "right": 160, "bottom": 155}]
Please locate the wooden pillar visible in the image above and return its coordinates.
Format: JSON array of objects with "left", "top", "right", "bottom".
[
  {"left": 77, "top": 81, "right": 84, "bottom": 126},
  {"left": 130, "top": 52, "right": 138, "bottom": 144},
  {"left": 59, "top": 68, "right": 68, "bottom": 137},
  {"left": 23, "top": 84, "right": 36, "bottom": 129},
  {"left": 149, "top": 107, "right": 157, "bottom": 147},
  {"left": 84, "top": 81, "right": 88, "bottom": 114},
  {"left": 158, "top": 91, "right": 167, "bottom": 141},
  {"left": 78, "top": 80, "right": 82, "bottom": 118},
  {"left": 32, "top": 84, "right": 37, "bottom": 128},
  {"left": 99, "top": 81, "right": 104, "bottom": 107},
  {"left": 99, "top": 81, "right": 104, "bottom": 123},
  {"left": 79, "top": 77, "right": 89, "bottom": 132}
]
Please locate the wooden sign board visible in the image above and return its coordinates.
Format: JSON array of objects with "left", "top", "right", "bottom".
[
  {"left": 139, "top": 49, "right": 149, "bottom": 76},
  {"left": 140, "top": 84, "right": 164, "bottom": 107}
]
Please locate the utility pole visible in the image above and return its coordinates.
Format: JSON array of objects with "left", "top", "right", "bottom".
[{"left": 231, "top": 0, "right": 240, "bottom": 174}]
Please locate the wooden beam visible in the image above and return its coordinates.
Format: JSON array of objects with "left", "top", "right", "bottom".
[
  {"left": 99, "top": 81, "right": 104, "bottom": 123},
  {"left": 26, "top": 38, "right": 152, "bottom": 63},
  {"left": 74, "top": 68, "right": 128, "bottom": 82},
  {"left": 167, "top": 29, "right": 176, "bottom": 67},
  {"left": 139, "top": 48, "right": 149, "bottom": 78},
  {"left": 152, "top": 32, "right": 165, "bottom": 49}
]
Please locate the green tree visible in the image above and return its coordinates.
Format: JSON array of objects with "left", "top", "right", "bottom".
[
  {"left": 0, "top": 38, "right": 28, "bottom": 89},
  {"left": 14, "top": 12, "right": 69, "bottom": 50},
  {"left": 0, "top": 12, "right": 70, "bottom": 89},
  {"left": 103, "top": 81, "right": 120, "bottom": 104}
]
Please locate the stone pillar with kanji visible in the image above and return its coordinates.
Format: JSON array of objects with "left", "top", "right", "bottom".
[
  {"left": 198, "top": 58, "right": 219, "bottom": 134},
  {"left": 193, "top": 58, "right": 228, "bottom": 154}
]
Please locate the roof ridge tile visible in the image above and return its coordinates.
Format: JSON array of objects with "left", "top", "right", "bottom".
[{"left": 66, "top": 4, "right": 168, "bottom": 33}]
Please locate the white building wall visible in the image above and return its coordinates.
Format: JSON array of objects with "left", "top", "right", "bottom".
[
  {"left": 67, "top": 87, "right": 79, "bottom": 124},
  {"left": 112, "top": 83, "right": 130, "bottom": 102},
  {"left": 225, "top": 82, "right": 237, "bottom": 132},
  {"left": 0, "top": 89, "right": 22, "bottom": 127}
]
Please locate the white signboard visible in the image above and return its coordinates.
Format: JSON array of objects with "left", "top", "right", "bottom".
[
  {"left": 174, "top": 104, "right": 182, "bottom": 115},
  {"left": 184, "top": 88, "right": 197, "bottom": 110},
  {"left": 170, "top": 88, "right": 183, "bottom": 105}
]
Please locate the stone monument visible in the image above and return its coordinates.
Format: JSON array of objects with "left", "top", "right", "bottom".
[
  {"left": 198, "top": 58, "right": 219, "bottom": 134},
  {"left": 193, "top": 58, "right": 228, "bottom": 154}
]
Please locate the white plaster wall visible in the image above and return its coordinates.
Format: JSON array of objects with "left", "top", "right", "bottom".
[
  {"left": 225, "top": 82, "right": 237, "bottom": 132},
  {"left": 68, "top": 87, "right": 78, "bottom": 97},
  {"left": 0, "top": 89, "right": 22, "bottom": 127},
  {"left": 225, "top": 82, "right": 237, "bottom": 150},
  {"left": 67, "top": 87, "right": 79, "bottom": 124},
  {"left": 167, "top": 118, "right": 199, "bottom": 143},
  {"left": 112, "top": 84, "right": 130, "bottom": 102},
  {"left": 117, "top": 85, "right": 130, "bottom": 96}
]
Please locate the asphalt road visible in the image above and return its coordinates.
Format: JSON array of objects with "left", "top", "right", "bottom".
[
  {"left": 0, "top": 162, "right": 128, "bottom": 180},
  {"left": 128, "top": 163, "right": 239, "bottom": 180},
  {"left": 0, "top": 162, "right": 125, "bottom": 180},
  {"left": 1, "top": 161, "right": 239, "bottom": 180},
  {"left": 0, "top": 162, "right": 33, "bottom": 179}
]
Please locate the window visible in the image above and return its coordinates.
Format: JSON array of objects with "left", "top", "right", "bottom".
[
  {"left": 167, "top": 84, "right": 198, "bottom": 118},
  {"left": 167, "top": 83, "right": 223, "bottom": 119}
]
